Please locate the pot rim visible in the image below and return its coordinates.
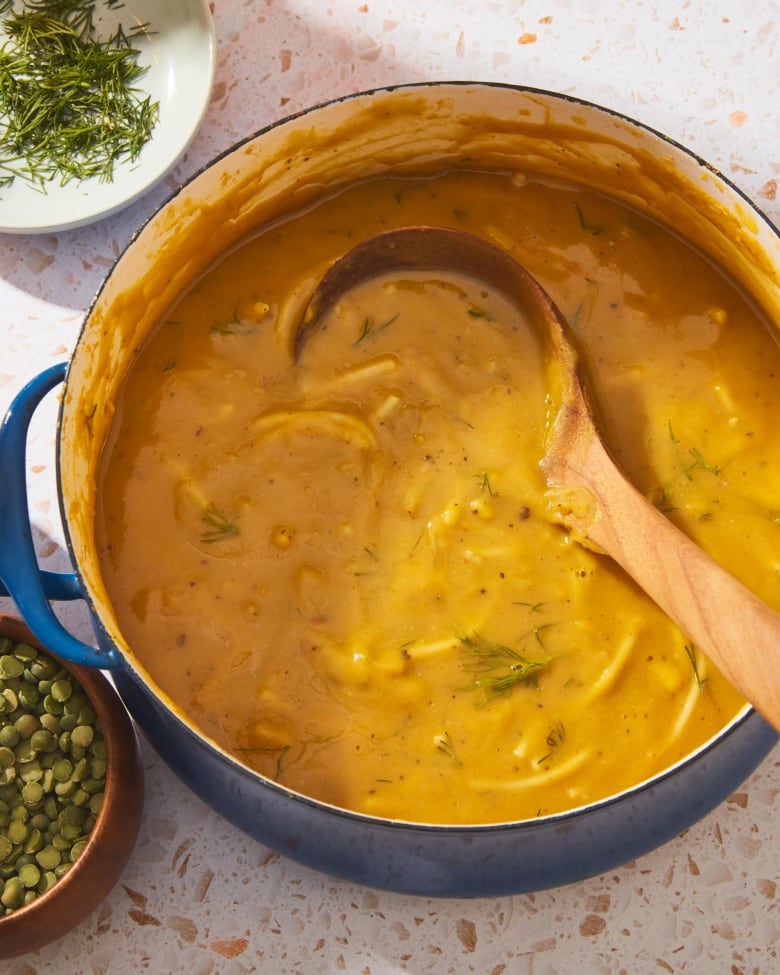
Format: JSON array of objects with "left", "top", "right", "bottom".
[{"left": 80, "top": 81, "right": 780, "bottom": 312}]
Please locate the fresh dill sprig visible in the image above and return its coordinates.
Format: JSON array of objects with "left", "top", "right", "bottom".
[
  {"left": 476, "top": 471, "right": 496, "bottom": 496},
  {"left": 353, "top": 313, "right": 399, "bottom": 345},
  {"left": 520, "top": 623, "right": 553, "bottom": 648},
  {"left": 537, "top": 720, "right": 566, "bottom": 765},
  {"left": 574, "top": 202, "right": 604, "bottom": 236},
  {"left": 684, "top": 643, "right": 705, "bottom": 691},
  {"left": 433, "top": 731, "right": 461, "bottom": 765},
  {"left": 686, "top": 447, "right": 722, "bottom": 477},
  {"left": 0, "top": 0, "right": 160, "bottom": 190},
  {"left": 459, "top": 631, "right": 551, "bottom": 705},
  {"left": 200, "top": 502, "right": 239, "bottom": 544}
]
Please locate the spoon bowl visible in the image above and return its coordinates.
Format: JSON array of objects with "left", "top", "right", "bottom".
[{"left": 295, "top": 225, "right": 780, "bottom": 733}]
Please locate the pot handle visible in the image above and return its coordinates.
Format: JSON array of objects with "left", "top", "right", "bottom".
[{"left": 0, "top": 363, "right": 122, "bottom": 670}]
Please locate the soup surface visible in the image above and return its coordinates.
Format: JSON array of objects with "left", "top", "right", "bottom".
[{"left": 96, "top": 170, "right": 780, "bottom": 824}]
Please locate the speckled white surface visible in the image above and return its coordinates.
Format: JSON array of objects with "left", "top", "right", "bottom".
[{"left": 2, "top": 1, "right": 780, "bottom": 971}]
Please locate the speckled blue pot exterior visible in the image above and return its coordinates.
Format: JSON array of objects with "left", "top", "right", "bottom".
[{"left": 1, "top": 84, "right": 778, "bottom": 896}]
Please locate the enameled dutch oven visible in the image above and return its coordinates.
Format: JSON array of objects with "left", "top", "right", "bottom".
[{"left": 1, "top": 83, "right": 779, "bottom": 897}]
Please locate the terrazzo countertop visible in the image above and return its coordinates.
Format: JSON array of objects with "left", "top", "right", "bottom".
[{"left": 2, "top": 0, "right": 780, "bottom": 971}]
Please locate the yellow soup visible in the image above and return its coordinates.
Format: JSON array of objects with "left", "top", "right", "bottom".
[{"left": 96, "top": 170, "right": 780, "bottom": 825}]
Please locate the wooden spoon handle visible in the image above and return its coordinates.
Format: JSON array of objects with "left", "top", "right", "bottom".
[{"left": 548, "top": 425, "right": 780, "bottom": 732}]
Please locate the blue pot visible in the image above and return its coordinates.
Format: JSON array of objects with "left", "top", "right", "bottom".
[{"left": 1, "top": 84, "right": 778, "bottom": 897}]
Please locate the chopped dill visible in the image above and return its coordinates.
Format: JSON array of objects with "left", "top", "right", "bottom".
[
  {"left": 687, "top": 447, "right": 722, "bottom": 476},
  {"left": 545, "top": 720, "right": 566, "bottom": 749},
  {"left": 574, "top": 202, "right": 604, "bottom": 236},
  {"left": 684, "top": 643, "right": 705, "bottom": 691},
  {"left": 459, "top": 631, "right": 552, "bottom": 705},
  {"left": 200, "top": 502, "right": 239, "bottom": 543},
  {"left": 661, "top": 421, "right": 722, "bottom": 502},
  {"left": 0, "top": 0, "right": 160, "bottom": 189},
  {"left": 433, "top": 731, "right": 461, "bottom": 765},
  {"left": 537, "top": 724, "right": 565, "bottom": 765},
  {"left": 476, "top": 471, "right": 496, "bottom": 496},
  {"left": 354, "top": 312, "right": 399, "bottom": 345},
  {"left": 652, "top": 488, "right": 677, "bottom": 515},
  {"left": 512, "top": 600, "right": 545, "bottom": 612},
  {"left": 520, "top": 623, "right": 553, "bottom": 648}
]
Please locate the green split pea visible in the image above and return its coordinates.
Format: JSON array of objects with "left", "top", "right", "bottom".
[{"left": 0, "top": 637, "right": 106, "bottom": 914}]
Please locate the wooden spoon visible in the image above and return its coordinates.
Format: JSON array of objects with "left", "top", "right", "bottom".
[{"left": 295, "top": 225, "right": 780, "bottom": 733}]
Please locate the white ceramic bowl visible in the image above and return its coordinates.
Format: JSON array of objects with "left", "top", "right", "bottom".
[{"left": 0, "top": 0, "right": 216, "bottom": 234}]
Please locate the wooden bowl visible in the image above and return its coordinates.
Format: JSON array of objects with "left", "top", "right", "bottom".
[{"left": 0, "top": 614, "right": 144, "bottom": 959}]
